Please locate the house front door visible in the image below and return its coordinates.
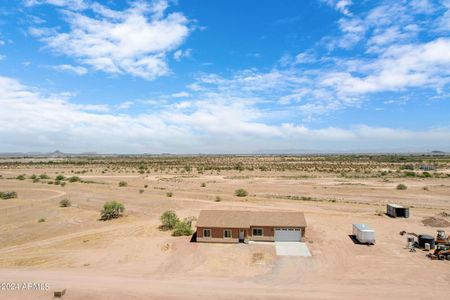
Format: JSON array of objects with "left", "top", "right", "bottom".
[{"left": 239, "top": 229, "right": 245, "bottom": 242}]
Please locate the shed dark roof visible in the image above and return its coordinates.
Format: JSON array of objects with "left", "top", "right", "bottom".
[{"left": 196, "top": 210, "right": 307, "bottom": 228}]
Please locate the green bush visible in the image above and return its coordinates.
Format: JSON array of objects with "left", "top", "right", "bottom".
[
  {"left": 38, "top": 218, "right": 46, "bottom": 223},
  {"left": 100, "top": 201, "right": 125, "bottom": 220},
  {"left": 59, "top": 198, "right": 71, "bottom": 207},
  {"left": 215, "top": 196, "right": 221, "bottom": 202},
  {"left": 118, "top": 181, "right": 128, "bottom": 187},
  {"left": 55, "top": 175, "right": 65, "bottom": 181},
  {"left": 68, "top": 176, "right": 81, "bottom": 183},
  {"left": 0, "top": 191, "right": 18, "bottom": 200},
  {"left": 160, "top": 210, "right": 179, "bottom": 230},
  {"left": 234, "top": 188, "right": 248, "bottom": 197},
  {"left": 201, "top": 182, "right": 206, "bottom": 187},
  {"left": 396, "top": 183, "right": 407, "bottom": 190},
  {"left": 166, "top": 191, "right": 173, "bottom": 197},
  {"left": 172, "top": 219, "right": 194, "bottom": 236},
  {"left": 39, "top": 174, "right": 50, "bottom": 179},
  {"left": 16, "top": 174, "right": 26, "bottom": 180}
]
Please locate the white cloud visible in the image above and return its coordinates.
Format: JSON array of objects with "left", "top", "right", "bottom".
[
  {"left": 28, "top": 0, "right": 191, "bottom": 80},
  {"left": 52, "top": 64, "right": 87, "bottom": 75},
  {"left": 322, "top": 0, "right": 353, "bottom": 16},
  {"left": 173, "top": 48, "right": 192, "bottom": 61},
  {"left": 2, "top": 75, "right": 449, "bottom": 153},
  {"left": 171, "top": 91, "right": 190, "bottom": 98},
  {"left": 321, "top": 38, "right": 450, "bottom": 95},
  {"left": 116, "top": 101, "right": 134, "bottom": 110},
  {"left": 0, "top": 54, "right": 5, "bottom": 61},
  {"left": 24, "top": 0, "right": 87, "bottom": 10}
]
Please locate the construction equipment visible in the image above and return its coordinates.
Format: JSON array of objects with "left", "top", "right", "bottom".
[
  {"left": 435, "top": 230, "right": 450, "bottom": 245},
  {"left": 427, "top": 244, "right": 450, "bottom": 260},
  {"left": 400, "top": 231, "right": 417, "bottom": 237}
]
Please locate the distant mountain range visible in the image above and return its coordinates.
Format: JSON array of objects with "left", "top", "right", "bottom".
[{"left": 0, "top": 150, "right": 447, "bottom": 158}]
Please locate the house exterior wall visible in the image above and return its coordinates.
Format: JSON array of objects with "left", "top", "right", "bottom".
[
  {"left": 197, "top": 226, "right": 306, "bottom": 243},
  {"left": 197, "top": 227, "right": 249, "bottom": 243}
]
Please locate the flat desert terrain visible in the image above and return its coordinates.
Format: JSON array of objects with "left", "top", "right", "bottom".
[{"left": 0, "top": 155, "right": 449, "bottom": 299}]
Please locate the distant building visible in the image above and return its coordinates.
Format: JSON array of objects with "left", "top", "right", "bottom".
[
  {"left": 387, "top": 203, "right": 410, "bottom": 218},
  {"left": 196, "top": 210, "right": 307, "bottom": 243},
  {"left": 419, "top": 164, "right": 436, "bottom": 171}
]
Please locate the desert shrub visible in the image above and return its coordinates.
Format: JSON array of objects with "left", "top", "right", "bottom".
[
  {"left": 30, "top": 174, "right": 37, "bottom": 179},
  {"left": 59, "top": 198, "right": 71, "bottom": 207},
  {"left": 201, "top": 182, "right": 206, "bottom": 187},
  {"left": 215, "top": 196, "right": 221, "bottom": 202},
  {"left": 39, "top": 174, "right": 50, "bottom": 179},
  {"left": 55, "top": 175, "right": 65, "bottom": 181},
  {"left": 166, "top": 191, "right": 173, "bottom": 197},
  {"left": 38, "top": 218, "right": 46, "bottom": 223},
  {"left": 139, "top": 189, "right": 144, "bottom": 194},
  {"left": 68, "top": 176, "right": 81, "bottom": 182},
  {"left": 100, "top": 201, "right": 125, "bottom": 220},
  {"left": 234, "top": 188, "right": 248, "bottom": 197},
  {"left": 61, "top": 182, "right": 66, "bottom": 187},
  {"left": 423, "top": 186, "right": 429, "bottom": 191},
  {"left": 396, "top": 183, "right": 407, "bottom": 190},
  {"left": 16, "top": 174, "right": 26, "bottom": 180},
  {"left": 144, "top": 184, "right": 148, "bottom": 188},
  {"left": 172, "top": 219, "right": 194, "bottom": 236},
  {"left": 160, "top": 210, "right": 179, "bottom": 230},
  {"left": 47, "top": 181, "right": 54, "bottom": 184},
  {"left": 0, "top": 191, "right": 18, "bottom": 200},
  {"left": 118, "top": 181, "right": 128, "bottom": 187}
]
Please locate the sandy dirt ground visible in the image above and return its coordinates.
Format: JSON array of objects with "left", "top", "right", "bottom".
[{"left": 1, "top": 166, "right": 450, "bottom": 299}]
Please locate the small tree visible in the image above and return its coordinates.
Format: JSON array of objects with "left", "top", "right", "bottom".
[
  {"left": 59, "top": 198, "right": 71, "bottom": 207},
  {"left": 172, "top": 219, "right": 194, "bottom": 236},
  {"left": 100, "top": 201, "right": 125, "bottom": 220},
  {"left": 397, "top": 183, "right": 407, "bottom": 190},
  {"left": 160, "top": 210, "right": 179, "bottom": 230},
  {"left": 234, "top": 188, "right": 248, "bottom": 197},
  {"left": 118, "top": 181, "right": 128, "bottom": 187}
]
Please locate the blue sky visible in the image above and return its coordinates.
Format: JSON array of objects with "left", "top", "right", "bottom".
[{"left": 0, "top": 0, "right": 449, "bottom": 153}]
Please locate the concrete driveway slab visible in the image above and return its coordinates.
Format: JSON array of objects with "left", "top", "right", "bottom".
[{"left": 275, "top": 242, "right": 311, "bottom": 257}]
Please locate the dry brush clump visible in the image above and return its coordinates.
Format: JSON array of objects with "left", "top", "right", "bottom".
[
  {"left": 100, "top": 201, "right": 125, "bottom": 221},
  {"left": 0, "top": 191, "right": 17, "bottom": 199},
  {"left": 396, "top": 184, "right": 407, "bottom": 190}
]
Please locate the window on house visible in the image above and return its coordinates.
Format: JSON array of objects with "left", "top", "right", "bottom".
[
  {"left": 224, "top": 229, "right": 232, "bottom": 238},
  {"left": 252, "top": 228, "right": 263, "bottom": 236},
  {"left": 203, "top": 229, "right": 211, "bottom": 238}
]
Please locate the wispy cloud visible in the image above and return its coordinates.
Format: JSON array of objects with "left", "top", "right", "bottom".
[
  {"left": 2, "top": 75, "right": 449, "bottom": 153},
  {"left": 28, "top": 0, "right": 192, "bottom": 80},
  {"left": 52, "top": 64, "right": 87, "bottom": 75}
]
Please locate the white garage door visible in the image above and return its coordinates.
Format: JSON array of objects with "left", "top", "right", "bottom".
[{"left": 274, "top": 228, "right": 301, "bottom": 242}]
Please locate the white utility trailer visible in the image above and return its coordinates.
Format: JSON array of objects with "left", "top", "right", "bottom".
[{"left": 352, "top": 224, "right": 375, "bottom": 244}]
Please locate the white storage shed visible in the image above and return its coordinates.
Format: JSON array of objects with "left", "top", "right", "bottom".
[{"left": 352, "top": 224, "right": 375, "bottom": 244}]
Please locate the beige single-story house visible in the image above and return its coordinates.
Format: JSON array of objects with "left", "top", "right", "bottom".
[{"left": 196, "top": 210, "right": 307, "bottom": 243}]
